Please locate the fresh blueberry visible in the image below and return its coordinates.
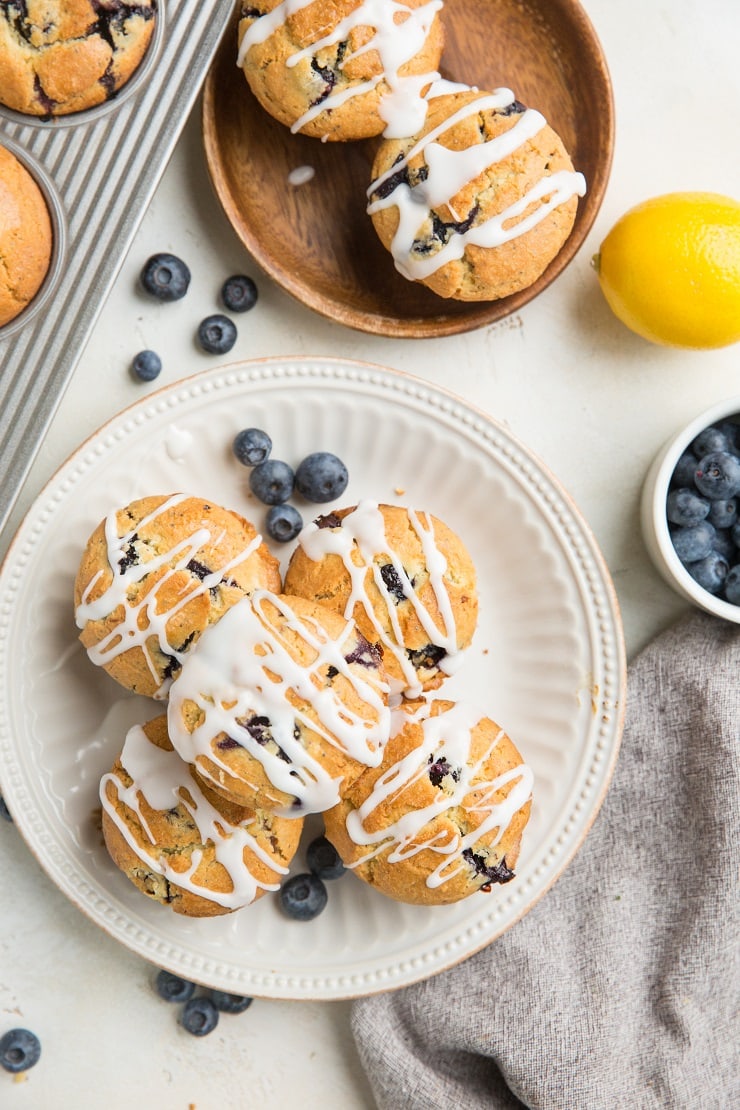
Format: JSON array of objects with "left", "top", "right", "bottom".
[
  {"left": 233, "top": 427, "right": 272, "bottom": 467},
  {"left": 155, "top": 969, "right": 196, "bottom": 1003},
  {"left": 666, "top": 487, "right": 710, "bottom": 526},
  {"left": 694, "top": 451, "right": 740, "bottom": 499},
  {"left": 0, "top": 794, "right": 11, "bottom": 822},
  {"left": 0, "top": 1028, "right": 41, "bottom": 1073},
  {"left": 266, "top": 503, "right": 303, "bottom": 542},
  {"left": 687, "top": 551, "right": 729, "bottom": 594},
  {"left": 670, "top": 520, "right": 716, "bottom": 564},
  {"left": 691, "top": 425, "right": 734, "bottom": 458},
  {"left": 306, "top": 835, "right": 345, "bottom": 880},
  {"left": 279, "top": 872, "right": 328, "bottom": 920},
  {"left": 249, "top": 459, "right": 294, "bottom": 505},
  {"left": 181, "top": 996, "right": 219, "bottom": 1037},
  {"left": 724, "top": 564, "right": 740, "bottom": 604},
  {"left": 221, "top": 275, "right": 258, "bottom": 313},
  {"left": 294, "top": 452, "right": 349, "bottom": 503},
  {"left": 670, "top": 450, "right": 699, "bottom": 488},
  {"left": 140, "top": 252, "right": 191, "bottom": 301},
  {"left": 732, "top": 521, "right": 740, "bottom": 548},
  {"left": 712, "top": 528, "right": 736, "bottom": 561},
  {"left": 706, "top": 498, "right": 738, "bottom": 529},
  {"left": 131, "top": 349, "right": 162, "bottom": 382},
  {"left": 210, "top": 991, "right": 253, "bottom": 1014},
  {"left": 197, "top": 314, "right": 237, "bottom": 355}
]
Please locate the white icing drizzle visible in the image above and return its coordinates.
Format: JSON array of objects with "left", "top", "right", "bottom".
[
  {"left": 288, "top": 164, "right": 315, "bottom": 185},
  {"left": 100, "top": 724, "right": 287, "bottom": 910},
  {"left": 367, "top": 86, "right": 587, "bottom": 282},
  {"left": 344, "top": 699, "right": 534, "bottom": 889},
  {"left": 297, "top": 500, "right": 465, "bottom": 697},
  {"left": 74, "top": 494, "right": 264, "bottom": 698},
  {"left": 167, "top": 591, "right": 390, "bottom": 817},
  {"left": 237, "top": 0, "right": 444, "bottom": 138}
]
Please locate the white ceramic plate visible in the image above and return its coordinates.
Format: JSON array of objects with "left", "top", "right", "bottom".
[{"left": 0, "top": 357, "right": 625, "bottom": 1000}]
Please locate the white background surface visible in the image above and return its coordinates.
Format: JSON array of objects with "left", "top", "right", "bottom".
[{"left": 1, "top": 1, "right": 739, "bottom": 1106}]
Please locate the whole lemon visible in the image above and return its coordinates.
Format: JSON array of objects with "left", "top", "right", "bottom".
[{"left": 593, "top": 191, "right": 740, "bottom": 349}]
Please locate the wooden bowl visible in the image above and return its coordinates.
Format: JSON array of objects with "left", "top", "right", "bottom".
[{"left": 202, "top": 0, "right": 614, "bottom": 338}]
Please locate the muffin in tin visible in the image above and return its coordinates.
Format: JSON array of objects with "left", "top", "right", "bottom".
[
  {"left": 284, "top": 500, "right": 478, "bottom": 697},
  {"left": 0, "top": 0, "right": 158, "bottom": 118},
  {"left": 0, "top": 143, "right": 52, "bottom": 327},
  {"left": 237, "top": 0, "right": 445, "bottom": 142},
  {"left": 100, "top": 714, "right": 303, "bottom": 917},
  {"left": 167, "top": 591, "right": 391, "bottom": 817},
  {"left": 367, "top": 85, "right": 586, "bottom": 301},
  {"left": 74, "top": 493, "right": 281, "bottom": 699},
  {"left": 324, "top": 697, "right": 533, "bottom": 905}
]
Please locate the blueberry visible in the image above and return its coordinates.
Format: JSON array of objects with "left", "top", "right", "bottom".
[
  {"left": 233, "top": 427, "right": 272, "bottom": 467},
  {"left": 670, "top": 520, "right": 716, "bottom": 564},
  {"left": 249, "top": 459, "right": 294, "bottom": 505},
  {"left": 279, "top": 872, "right": 328, "bottom": 920},
  {"left": 210, "top": 991, "right": 253, "bottom": 1014},
  {"left": 306, "top": 835, "right": 345, "bottom": 880},
  {"left": 131, "top": 349, "right": 162, "bottom": 382},
  {"left": 265, "top": 503, "right": 303, "bottom": 542},
  {"left": 197, "top": 314, "right": 237, "bottom": 354},
  {"left": 707, "top": 498, "right": 738, "bottom": 529},
  {"left": 724, "top": 564, "right": 740, "bottom": 604},
  {"left": 670, "top": 449, "right": 699, "bottom": 488},
  {"left": 155, "top": 969, "right": 196, "bottom": 1003},
  {"left": 0, "top": 1028, "right": 41, "bottom": 1073},
  {"left": 691, "top": 425, "right": 733, "bottom": 458},
  {"left": 294, "top": 452, "right": 349, "bottom": 503},
  {"left": 694, "top": 451, "right": 740, "bottom": 499},
  {"left": 140, "top": 253, "right": 191, "bottom": 301},
  {"left": 221, "top": 275, "right": 258, "bottom": 313},
  {"left": 712, "top": 528, "right": 736, "bottom": 561},
  {"left": 732, "top": 521, "right": 740, "bottom": 548},
  {"left": 0, "top": 794, "right": 11, "bottom": 822},
  {"left": 687, "top": 552, "right": 729, "bottom": 593},
  {"left": 181, "top": 996, "right": 219, "bottom": 1037},
  {"left": 666, "top": 487, "right": 710, "bottom": 526}
]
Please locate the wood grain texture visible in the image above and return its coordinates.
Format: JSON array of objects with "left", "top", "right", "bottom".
[{"left": 202, "top": 0, "right": 614, "bottom": 338}]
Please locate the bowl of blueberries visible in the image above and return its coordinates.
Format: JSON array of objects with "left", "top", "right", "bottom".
[{"left": 641, "top": 395, "right": 740, "bottom": 622}]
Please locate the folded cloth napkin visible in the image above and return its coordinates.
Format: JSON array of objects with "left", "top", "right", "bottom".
[{"left": 351, "top": 612, "right": 740, "bottom": 1109}]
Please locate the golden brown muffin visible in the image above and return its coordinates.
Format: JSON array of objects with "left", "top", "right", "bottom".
[
  {"left": 284, "top": 500, "right": 478, "bottom": 698},
  {"left": 74, "top": 493, "right": 282, "bottom": 699},
  {"left": 100, "top": 715, "right": 303, "bottom": 916},
  {"left": 324, "top": 698, "right": 533, "bottom": 905},
  {"left": 167, "top": 591, "right": 391, "bottom": 816},
  {"left": 0, "top": 144, "right": 52, "bottom": 327},
  {"left": 237, "top": 0, "right": 445, "bottom": 142},
  {"left": 367, "top": 85, "right": 586, "bottom": 301},
  {"left": 0, "top": 0, "right": 157, "bottom": 118}
]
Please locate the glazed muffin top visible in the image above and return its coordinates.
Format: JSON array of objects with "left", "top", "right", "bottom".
[{"left": 0, "top": 0, "right": 157, "bottom": 118}]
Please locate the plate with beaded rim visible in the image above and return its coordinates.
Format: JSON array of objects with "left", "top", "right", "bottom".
[{"left": 0, "top": 357, "right": 625, "bottom": 1000}]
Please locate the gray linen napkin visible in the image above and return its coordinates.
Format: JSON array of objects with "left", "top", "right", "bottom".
[{"left": 351, "top": 612, "right": 740, "bottom": 1109}]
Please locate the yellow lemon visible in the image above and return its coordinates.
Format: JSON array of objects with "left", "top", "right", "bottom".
[{"left": 593, "top": 191, "right": 740, "bottom": 349}]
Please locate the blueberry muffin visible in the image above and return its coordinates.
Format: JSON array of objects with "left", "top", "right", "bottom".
[
  {"left": 0, "top": 0, "right": 157, "bottom": 118},
  {"left": 0, "top": 144, "right": 52, "bottom": 327},
  {"left": 167, "top": 591, "right": 391, "bottom": 817},
  {"left": 284, "top": 501, "right": 478, "bottom": 698},
  {"left": 237, "top": 0, "right": 445, "bottom": 142},
  {"left": 74, "top": 494, "right": 281, "bottom": 699},
  {"left": 100, "top": 715, "right": 303, "bottom": 916},
  {"left": 323, "top": 697, "right": 533, "bottom": 905},
  {"left": 367, "top": 85, "right": 586, "bottom": 301}
]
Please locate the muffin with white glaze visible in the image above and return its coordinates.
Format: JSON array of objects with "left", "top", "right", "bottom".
[
  {"left": 367, "top": 85, "right": 586, "bottom": 301},
  {"left": 167, "top": 591, "right": 391, "bottom": 816},
  {"left": 284, "top": 501, "right": 478, "bottom": 698},
  {"left": 100, "top": 715, "right": 303, "bottom": 917},
  {"left": 323, "top": 697, "right": 533, "bottom": 905},
  {"left": 237, "top": 0, "right": 445, "bottom": 141}
]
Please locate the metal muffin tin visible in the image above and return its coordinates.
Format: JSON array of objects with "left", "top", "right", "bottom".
[{"left": 0, "top": 0, "right": 236, "bottom": 537}]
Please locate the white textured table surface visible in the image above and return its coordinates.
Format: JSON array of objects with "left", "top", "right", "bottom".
[{"left": 1, "top": 1, "right": 739, "bottom": 1106}]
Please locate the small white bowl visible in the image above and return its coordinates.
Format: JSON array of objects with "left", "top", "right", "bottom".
[{"left": 641, "top": 394, "right": 740, "bottom": 623}]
